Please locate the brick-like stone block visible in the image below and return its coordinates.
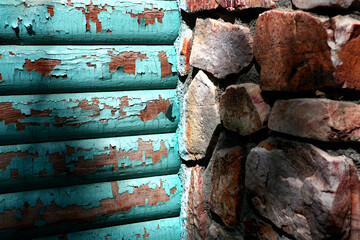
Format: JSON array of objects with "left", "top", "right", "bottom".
[
  {"left": 246, "top": 137, "right": 360, "bottom": 240},
  {"left": 292, "top": 0, "right": 353, "bottom": 9},
  {"left": 179, "top": 70, "right": 220, "bottom": 160},
  {"left": 268, "top": 98, "right": 360, "bottom": 142},
  {"left": 187, "top": 165, "right": 208, "bottom": 240},
  {"left": 220, "top": 83, "right": 270, "bottom": 136},
  {"left": 180, "top": 0, "right": 276, "bottom": 13},
  {"left": 254, "top": 10, "right": 336, "bottom": 91},
  {"left": 190, "top": 18, "right": 253, "bottom": 79},
  {"left": 209, "top": 146, "right": 244, "bottom": 228}
]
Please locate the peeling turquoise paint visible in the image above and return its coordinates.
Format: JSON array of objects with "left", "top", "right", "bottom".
[
  {"left": 0, "top": 0, "right": 180, "bottom": 44},
  {"left": 0, "top": 45, "right": 178, "bottom": 94},
  {"left": 0, "top": 90, "right": 180, "bottom": 144},
  {"left": 0, "top": 133, "right": 180, "bottom": 193},
  {"left": 36, "top": 217, "right": 181, "bottom": 240},
  {"left": 0, "top": 174, "right": 182, "bottom": 239}
]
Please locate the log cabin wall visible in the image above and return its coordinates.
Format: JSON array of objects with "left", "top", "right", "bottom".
[{"left": 0, "top": 1, "right": 181, "bottom": 239}]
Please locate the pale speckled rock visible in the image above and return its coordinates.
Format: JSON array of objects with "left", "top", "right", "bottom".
[
  {"left": 187, "top": 165, "right": 208, "bottom": 240},
  {"left": 292, "top": 0, "right": 353, "bottom": 9},
  {"left": 190, "top": 18, "right": 253, "bottom": 79},
  {"left": 209, "top": 146, "right": 244, "bottom": 228},
  {"left": 177, "top": 22, "right": 193, "bottom": 76},
  {"left": 220, "top": 83, "right": 270, "bottom": 136},
  {"left": 268, "top": 98, "right": 360, "bottom": 142},
  {"left": 180, "top": 0, "right": 276, "bottom": 13},
  {"left": 332, "top": 16, "right": 360, "bottom": 89},
  {"left": 254, "top": 10, "right": 336, "bottom": 91},
  {"left": 179, "top": 70, "right": 220, "bottom": 161},
  {"left": 246, "top": 137, "right": 360, "bottom": 240}
]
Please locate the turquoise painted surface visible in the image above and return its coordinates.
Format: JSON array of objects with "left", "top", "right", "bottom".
[
  {"left": 0, "top": 90, "right": 179, "bottom": 145},
  {"left": 0, "top": 45, "right": 177, "bottom": 94},
  {"left": 0, "top": 0, "right": 180, "bottom": 44},
  {"left": 0, "top": 133, "right": 180, "bottom": 193},
  {"left": 36, "top": 217, "right": 181, "bottom": 240},
  {"left": 0, "top": 174, "right": 182, "bottom": 239}
]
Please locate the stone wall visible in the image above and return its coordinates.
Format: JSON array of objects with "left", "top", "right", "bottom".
[{"left": 177, "top": 1, "right": 360, "bottom": 239}]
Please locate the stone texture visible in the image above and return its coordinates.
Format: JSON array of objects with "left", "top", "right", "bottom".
[
  {"left": 177, "top": 22, "right": 193, "bottom": 76},
  {"left": 208, "top": 222, "right": 244, "bottom": 240},
  {"left": 180, "top": 0, "right": 276, "bottom": 13},
  {"left": 190, "top": 18, "right": 253, "bottom": 79},
  {"left": 292, "top": 0, "right": 354, "bottom": 9},
  {"left": 332, "top": 16, "right": 360, "bottom": 89},
  {"left": 179, "top": 70, "right": 220, "bottom": 161},
  {"left": 268, "top": 98, "right": 360, "bottom": 142},
  {"left": 245, "top": 137, "right": 360, "bottom": 240},
  {"left": 187, "top": 165, "right": 208, "bottom": 240},
  {"left": 243, "top": 215, "right": 278, "bottom": 240},
  {"left": 220, "top": 83, "right": 270, "bottom": 136},
  {"left": 254, "top": 10, "right": 336, "bottom": 91},
  {"left": 209, "top": 146, "right": 244, "bottom": 228}
]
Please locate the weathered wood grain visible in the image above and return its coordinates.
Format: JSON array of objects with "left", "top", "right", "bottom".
[
  {"left": 36, "top": 217, "right": 181, "bottom": 240},
  {"left": 0, "top": 174, "right": 181, "bottom": 239},
  {"left": 0, "top": 0, "right": 180, "bottom": 44},
  {"left": 0, "top": 133, "right": 180, "bottom": 194},
  {"left": 0, "top": 90, "right": 179, "bottom": 145},
  {"left": 0, "top": 46, "right": 177, "bottom": 94}
]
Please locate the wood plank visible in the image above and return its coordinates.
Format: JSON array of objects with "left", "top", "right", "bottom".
[
  {"left": 36, "top": 217, "right": 181, "bottom": 240},
  {"left": 0, "top": 133, "right": 180, "bottom": 194},
  {"left": 0, "top": 45, "right": 177, "bottom": 94},
  {"left": 0, "top": 174, "right": 181, "bottom": 239},
  {"left": 0, "top": 0, "right": 180, "bottom": 44},
  {"left": 0, "top": 90, "right": 179, "bottom": 145}
]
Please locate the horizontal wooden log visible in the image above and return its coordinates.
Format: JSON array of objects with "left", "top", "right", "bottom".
[
  {"left": 0, "top": 174, "right": 181, "bottom": 239},
  {"left": 0, "top": 46, "right": 177, "bottom": 94},
  {"left": 0, "top": 90, "right": 179, "bottom": 145},
  {"left": 36, "top": 217, "right": 181, "bottom": 240},
  {"left": 0, "top": 0, "right": 180, "bottom": 44},
  {"left": 0, "top": 133, "right": 180, "bottom": 194}
]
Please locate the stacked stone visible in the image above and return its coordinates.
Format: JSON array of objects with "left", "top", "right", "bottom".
[{"left": 178, "top": 1, "right": 360, "bottom": 240}]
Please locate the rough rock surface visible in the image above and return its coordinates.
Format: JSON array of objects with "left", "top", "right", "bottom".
[
  {"left": 180, "top": 0, "right": 276, "bottom": 13},
  {"left": 332, "top": 16, "right": 360, "bottom": 89},
  {"left": 254, "top": 10, "right": 336, "bottom": 91},
  {"left": 190, "top": 18, "right": 253, "bottom": 79},
  {"left": 179, "top": 70, "right": 220, "bottom": 160},
  {"left": 208, "top": 222, "right": 244, "bottom": 240},
  {"left": 243, "top": 215, "right": 279, "bottom": 240},
  {"left": 177, "top": 22, "right": 193, "bottom": 76},
  {"left": 268, "top": 98, "right": 360, "bottom": 142},
  {"left": 292, "top": 0, "right": 354, "bottom": 9},
  {"left": 209, "top": 146, "right": 244, "bottom": 228},
  {"left": 187, "top": 165, "right": 208, "bottom": 240},
  {"left": 245, "top": 137, "right": 360, "bottom": 240},
  {"left": 220, "top": 83, "right": 270, "bottom": 136}
]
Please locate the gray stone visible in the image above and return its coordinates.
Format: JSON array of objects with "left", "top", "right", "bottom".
[
  {"left": 190, "top": 18, "right": 253, "bottom": 79},
  {"left": 179, "top": 70, "right": 220, "bottom": 160},
  {"left": 246, "top": 137, "right": 360, "bottom": 240},
  {"left": 268, "top": 98, "right": 360, "bottom": 142},
  {"left": 220, "top": 83, "right": 270, "bottom": 136},
  {"left": 292, "top": 0, "right": 353, "bottom": 9}
]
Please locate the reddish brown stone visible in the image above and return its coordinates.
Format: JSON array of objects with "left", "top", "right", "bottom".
[
  {"left": 243, "top": 215, "right": 277, "bottom": 240},
  {"left": 209, "top": 147, "right": 244, "bottom": 228},
  {"left": 292, "top": 0, "right": 353, "bottom": 9},
  {"left": 190, "top": 18, "right": 253, "bottom": 79},
  {"left": 187, "top": 165, "right": 208, "bottom": 240},
  {"left": 254, "top": 10, "right": 337, "bottom": 91},
  {"left": 332, "top": 16, "right": 360, "bottom": 89},
  {"left": 268, "top": 98, "right": 360, "bottom": 142},
  {"left": 220, "top": 83, "right": 270, "bottom": 136},
  {"left": 246, "top": 137, "right": 360, "bottom": 240},
  {"left": 181, "top": 0, "right": 276, "bottom": 13}
]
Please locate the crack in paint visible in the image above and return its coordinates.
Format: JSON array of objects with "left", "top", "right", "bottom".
[
  {"left": 128, "top": 7, "right": 165, "bottom": 26},
  {"left": 75, "top": 0, "right": 108, "bottom": 33},
  {"left": 106, "top": 51, "right": 148, "bottom": 74},
  {"left": 23, "top": 58, "right": 61, "bottom": 78},
  {"left": 47, "top": 6, "right": 54, "bottom": 17},
  {"left": 158, "top": 51, "right": 173, "bottom": 78}
]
